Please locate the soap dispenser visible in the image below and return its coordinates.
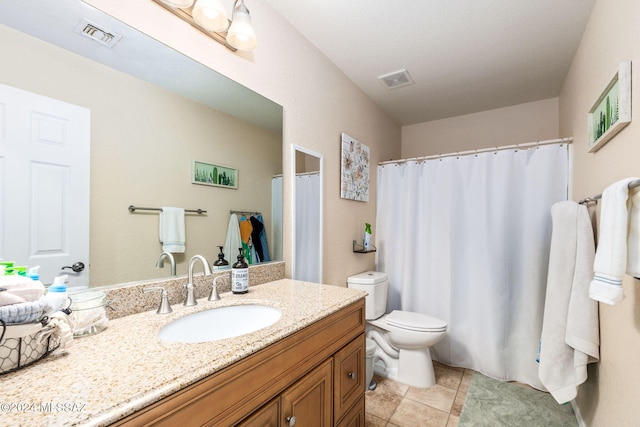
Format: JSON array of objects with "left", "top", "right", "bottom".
[
  {"left": 231, "top": 248, "right": 249, "bottom": 294},
  {"left": 213, "top": 246, "right": 230, "bottom": 271},
  {"left": 44, "top": 275, "right": 69, "bottom": 316}
]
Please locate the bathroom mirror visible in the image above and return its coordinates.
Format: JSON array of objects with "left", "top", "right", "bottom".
[
  {"left": 0, "top": 0, "right": 283, "bottom": 286},
  {"left": 291, "top": 145, "right": 323, "bottom": 283}
]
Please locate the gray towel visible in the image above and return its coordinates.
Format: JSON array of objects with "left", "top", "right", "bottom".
[{"left": 539, "top": 201, "right": 600, "bottom": 404}]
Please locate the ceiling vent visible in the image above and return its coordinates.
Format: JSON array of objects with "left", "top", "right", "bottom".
[
  {"left": 74, "top": 18, "right": 122, "bottom": 48},
  {"left": 378, "top": 69, "right": 414, "bottom": 90}
]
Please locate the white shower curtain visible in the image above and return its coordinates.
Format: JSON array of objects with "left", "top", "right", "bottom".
[
  {"left": 271, "top": 176, "right": 283, "bottom": 262},
  {"left": 376, "top": 143, "right": 569, "bottom": 389},
  {"left": 295, "top": 172, "right": 321, "bottom": 282}
]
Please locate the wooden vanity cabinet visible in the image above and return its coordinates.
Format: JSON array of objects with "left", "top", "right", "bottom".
[{"left": 114, "top": 299, "right": 365, "bottom": 427}]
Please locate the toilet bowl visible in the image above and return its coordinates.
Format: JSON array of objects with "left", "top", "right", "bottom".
[{"left": 347, "top": 271, "right": 447, "bottom": 388}]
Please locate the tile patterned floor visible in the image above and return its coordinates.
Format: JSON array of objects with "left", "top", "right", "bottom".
[{"left": 365, "top": 362, "right": 472, "bottom": 427}]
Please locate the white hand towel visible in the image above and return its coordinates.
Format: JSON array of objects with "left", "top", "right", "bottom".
[
  {"left": 159, "top": 207, "right": 185, "bottom": 253},
  {"left": 626, "top": 187, "right": 640, "bottom": 277},
  {"left": 589, "top": 177, "right": 639, "bottom": 304},
  {"left": 539, "top": 201, "right": 599, "bottom": 404},
  {"left": 223, "top": 214, "right": 242, "bottom": 262}
]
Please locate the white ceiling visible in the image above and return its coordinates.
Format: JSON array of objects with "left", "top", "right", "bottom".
[{"left": 265, "top": 0, "right": 596, "bottom": 126}]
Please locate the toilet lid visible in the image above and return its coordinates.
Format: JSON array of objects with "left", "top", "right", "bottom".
[{"left": 386, "top": 310, "right": 447, "bottom": 332}]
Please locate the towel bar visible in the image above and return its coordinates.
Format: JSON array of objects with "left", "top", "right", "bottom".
[{"left": 128, "top": 205, "right": 206, "bottom": 214}]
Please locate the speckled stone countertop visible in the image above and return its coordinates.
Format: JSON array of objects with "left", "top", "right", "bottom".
[{"left": 1, "top": 279, "right": 366, "bottom": 427}]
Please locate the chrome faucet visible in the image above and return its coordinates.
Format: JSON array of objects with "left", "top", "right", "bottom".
[
  {"left": 185, "top": 255, "right": 212, "bottom": 306},
  {"left": 155, "top": 251, "right": 176, "bottom": 276}
]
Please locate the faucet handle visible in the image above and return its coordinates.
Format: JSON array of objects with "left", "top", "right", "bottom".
[
  {"left": 143, "top": 286, "right": 173, "bottom": 315},
  {"left": 208, "top": 274, "right": 228, "bottom": 302}
]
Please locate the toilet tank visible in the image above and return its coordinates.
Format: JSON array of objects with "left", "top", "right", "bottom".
[{"left": 347, "top": 271, "right": 388, "bottom": 320}]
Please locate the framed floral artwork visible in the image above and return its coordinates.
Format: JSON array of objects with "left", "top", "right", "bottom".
[{"left": 340, "top": 133, "right": 369, "bottom": 202}]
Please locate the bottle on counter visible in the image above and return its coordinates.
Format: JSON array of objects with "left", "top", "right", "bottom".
[
  {"left": 44, "top": 274, "right": 69, "bottom": 316},
  {"left": 213, "top": 246, "right": 230, "bottom": 271},
  {"left": 231, "top": 248, "right": 249, "bottom": 294}
]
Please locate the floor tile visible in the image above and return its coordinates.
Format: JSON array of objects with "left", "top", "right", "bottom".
[
  {"left": 405, "top": 384, "right": 457, "bottom": 413},
  {"left": 389, "top": 399, "right": 449, "bottom": 427},
  {"left": 365, "top": 387, "right": 404, "bottom": 420}
]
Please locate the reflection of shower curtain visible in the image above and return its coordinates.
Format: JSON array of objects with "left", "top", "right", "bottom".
[
  {"left": 295, "top": 173, "right": 321, "bottom": 282},
  {"left": 376, "top": 143, "right": 570, "bottom": 389},
  {"left": 271, "top": 176, "right": 283, "bottom": 262}
]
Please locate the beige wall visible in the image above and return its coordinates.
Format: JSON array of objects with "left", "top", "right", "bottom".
[
  {"left": 83, "top": 0, "right": 401, "bottom": 287},
  {"left": 560, "top": 0, "right": 640, "bottom": 424},
  {"left": 401, "top": 98, "right": 560, "bottom": 158},
  {"left": 0, "top": 25, "right": 281, "bottom": 286}
]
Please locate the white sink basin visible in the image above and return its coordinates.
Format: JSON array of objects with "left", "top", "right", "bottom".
[{"left": 158, "top": 304, "right": 282, "bottom": 343}]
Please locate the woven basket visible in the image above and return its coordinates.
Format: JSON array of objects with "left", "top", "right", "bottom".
[{"left": 0, "top": 321, "right": 60, "bottom": 375}]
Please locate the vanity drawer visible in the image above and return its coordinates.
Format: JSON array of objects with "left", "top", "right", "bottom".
[{"left": 333, "top": 333, "right": 365, "bottom": 423}]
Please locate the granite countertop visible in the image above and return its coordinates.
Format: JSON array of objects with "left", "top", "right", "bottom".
[{"left": 1, "top": 279, "right": 366, "bottom": 427}]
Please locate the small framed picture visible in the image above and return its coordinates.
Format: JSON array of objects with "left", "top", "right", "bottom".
[
  {"left": 587, "top": 61, "right": 632, "bottom": 153},
  {"left": 192, "top": 160, "right": 238, "bottom": 189}
]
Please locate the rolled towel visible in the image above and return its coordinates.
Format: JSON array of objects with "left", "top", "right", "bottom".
[
  {"left": 589, "top": 177, "right": 639, "bottom": 304},
  {"left": 0, "top": 275, "right": 45, "bottom": 306},
  {"left": 0, "top": 297, "right": 47, "bottom": 324}
]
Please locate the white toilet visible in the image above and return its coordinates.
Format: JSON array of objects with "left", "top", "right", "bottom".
[{"left": 347, "top": 271, "right": 447, "bottom": 388}]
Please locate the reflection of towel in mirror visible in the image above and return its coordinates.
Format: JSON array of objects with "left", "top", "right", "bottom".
[
  {"left": 250, "top": 216, "right": 266, "bottom": 262},
  {"left": 256, "top": 215, "right": 270, "bottom": 262},
  {"left": 589, "top": 177, "right": 639, "bottom": 304},
  {"left": 0, "top": 275, "right": 45, "bottom": 307},
  {"left": 539, "top": 201, "right": 599, "bottom": 404},
  {"left": 239, "top": 217, "right": 253, "bottom": 264},
  {"left": 159, "top": 207, "right": 185, "bottom": 253},
  {"left": 224, "top": 214, "right": 242, "bottom": 264}
]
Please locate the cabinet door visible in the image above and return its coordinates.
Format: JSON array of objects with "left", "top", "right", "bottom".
[
  {"left": 281, "top": 359, "right": 333, "bottom": 427},
  {"left": 336, "top": 395, "right": 365, "bottom": 427},
  {"left": 333, "top": 334, "right": 365, "bottom": 422},
  {"left": 237, "top": 397, "right": 279, "bottom": 427}
]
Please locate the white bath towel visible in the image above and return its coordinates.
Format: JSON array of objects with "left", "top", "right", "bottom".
[
  {"left": 159, "top": 207, "right": 185, "bottom": 253},
  {"left": 589, "top": 177, "right": 639, "bottom": 304},
  {"left": 0, "top": 275, "right": 45, "bottom": 306},
  {"left": 539, "top": 201, "right": 599, "bottom": 404},
  {"left": 223, "top": 214, "right": 243, "bottom": 262},
  {"left": 626, "top": 187, "right": 640, "bottom": 277}
]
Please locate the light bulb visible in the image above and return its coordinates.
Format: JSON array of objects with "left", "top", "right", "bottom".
[{"left": 193, "top": 0, "right": 229, "bottom": 32}]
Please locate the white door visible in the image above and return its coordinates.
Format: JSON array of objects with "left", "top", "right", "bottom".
[{"left": 0, "top": 84, "right": 90, "bottom": 286}]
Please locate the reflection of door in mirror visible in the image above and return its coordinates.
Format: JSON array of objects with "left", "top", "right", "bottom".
[
  {"left": 0, "top": 84, "right": 90, "bottom": 286},
  {"left": 291, "top": 146, "right": 323, "bottom": 283}
]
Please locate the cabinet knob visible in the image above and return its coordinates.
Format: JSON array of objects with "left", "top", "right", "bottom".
[
  {"left": 286, "top": 415, "right": 297, "bottom": 426},
  {"left": 348, "top": 371, "right": 356, "bottom": 380}
]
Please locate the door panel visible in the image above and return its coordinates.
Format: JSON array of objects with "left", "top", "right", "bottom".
[{"left": 0, "top": 83, "right": 89, "bottom": 286}]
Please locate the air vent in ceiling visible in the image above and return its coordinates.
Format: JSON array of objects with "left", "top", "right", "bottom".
[
  {"left": 74, "top": 18, "right": 122, "bottom": 48},
  {"left": 378, "top": 69, "right": 414, "bottom": 90}
]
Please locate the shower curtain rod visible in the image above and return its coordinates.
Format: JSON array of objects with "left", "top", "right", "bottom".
[
  {"left": 272, "top": 171, "right": 320, "bottom": 178},
  {"left": 578, "top": 179, "right": 640, "bottom": 204},
  {"left": 378, "top": 137, "right": 573, "bottom": 166}
]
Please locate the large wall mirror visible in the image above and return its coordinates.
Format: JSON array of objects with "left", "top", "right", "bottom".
[
  {"left": 0, "top": 0, "right": 283, "bottom": 287},
  {"left": 291, "top": 145, "right": 323, "bottom": 283}
]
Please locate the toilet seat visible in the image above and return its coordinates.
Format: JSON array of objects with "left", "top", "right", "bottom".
[{"left": 386, "top": 310, "right": 447, "bottom": 333}]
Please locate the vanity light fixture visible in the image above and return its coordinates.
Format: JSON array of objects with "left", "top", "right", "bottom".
[{"left": 154, "top": 0, "right": 257, "bottom": 51}]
